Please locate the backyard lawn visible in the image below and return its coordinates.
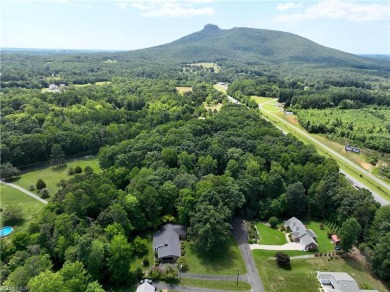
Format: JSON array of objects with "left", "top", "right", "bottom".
[
  {"left": 256, "top": 223, "right": 287, "bottom": 245},
  {"left": 0, "top": 184, "right": 45, "bottom": 232},
  {"left": 253, "top": 249, "right": 389, "bottom": 292},
  {"left": 10, "top": 156, "right": 101, "bottom": 196},
  {"left": 130, "top": 233, "right": 155, "bottom": 273},
  {"left": 304, "top": 221, "right": 335, "bottom": 253},
  {"left": 182, "top": 236, "right": 246, "bottom": 275}
]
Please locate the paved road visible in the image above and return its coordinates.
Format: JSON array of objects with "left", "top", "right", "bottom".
[
  {"left": 232, "top": 218, "right": 265, "bottom": 292},
  {"left": 1, "top": 180, "right": 48, "bottom": 204},
  {"left": 258, "top": 100, "right": 389, "bottom": 206},
  {"left": 155, "top": 282, "right": 250, "bottom": 292},
  {"left": 180, "top": 273, "right": 249, "bottom": 283}
]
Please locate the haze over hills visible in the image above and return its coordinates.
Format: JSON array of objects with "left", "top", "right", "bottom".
[{"left": 124, "top": 24, "right": 388, "bottom": 69}]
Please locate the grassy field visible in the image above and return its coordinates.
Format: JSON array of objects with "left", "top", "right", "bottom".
[
  {"left": 10, "top": 156, "right": 101, "bottom": 197},
  {"left": 74, "top": 81, "right": 112, "bottom": 87},
  {"left": 178, "top": 278, "right": 250, "bottom": 291},
  {"left": 251, "top": 97, "right": 390, "bottom": 201},
  {"left": 256, "top": 223, "right": 286, "bottom": 245},
  {"left": 213, "top": 84, "right": 227, "bottom": 94},
  {"left": 182, "top": 236, "right": 246, "bottom": 275},
  {"left": 253, "top": 249, "right": 389, "bottom": 292},
  {"left": 176, "top": 86, "right": 193, "bottom": 95},
  {"left": 203, "top": 102, "right": 223, "bottom": 112},
  {"left": 0, "top": 184, "right": 45, "bottom": 232}
]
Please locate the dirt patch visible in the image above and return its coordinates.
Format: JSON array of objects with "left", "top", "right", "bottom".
[
  {"left": 360, "top": 162, "right": 371, "bottom": 170},
  {"left": 287, "top": 116, "right": 299, "bottom": 125}
]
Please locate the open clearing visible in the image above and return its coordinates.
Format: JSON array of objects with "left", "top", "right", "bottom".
[
  {"left": 176, "top": 86, "right": 192, "bottom": 95},
  {"left": 11, "top": 156, "right": 101, "bottom": 196},
  {"left": 0, "top": 184, "right": 45, "bottom": 232},
  {"left": 188, "top": 62, "right": 220, "bottom": 73},
  {"left": 253, "top": 249, "right": 389, "bottom": 292},
  {"left": 182, "top": 236, "right": 246, "bottom": 275},
  {"left": 74, "top": 81, "right": 112, "bottom": 87},
  {"left": 203, "top": 102, "right": 223, "bottom": 112}
]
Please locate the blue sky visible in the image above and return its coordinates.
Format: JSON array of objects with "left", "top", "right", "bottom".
[{"left": 1, "top": 0, "right": 389, "bottom": 54}]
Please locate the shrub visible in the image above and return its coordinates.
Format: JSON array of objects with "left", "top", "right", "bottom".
[
  {"left": 320, "top": 224, "right": 324, "bottom": 230},
  {"left": 29, "top": 185, "right": 36, "bottom": 191},
  {"left": 74, "top": 166, "right": 82, "bottom": 174},
  {"left": 148, "top": 267, "right": 162, "bottom": 280},
  {"left": 68, "top": 167, "right": 75, "bottom": 175},
  {"left": 155, "top": 259, "right": 161, "bottom": 266},
  {"left": 39, "top": 188, "right": 50, "bottom": 198},
  {"left": 269, "top": 216, "right": 279, "bottom": 228},
  {"left": 142, "top": 258, "right": 149, "bottom": 267},
  {"left": 2, "top": 206, "right": 24, "bottom": 225},
  {"left": 36, "top": 179, "right": 46, "bottom": 190},
  {"left": 84, "top": 166, "right": 93, "bottom": 175},
  {"left": 176, "top": 257, "right": 188, "bottom": 272},
  {"left": 275, "top": 252, "right": 290, "bottom": 268},
  {"left": 160, "top": 266, "right": 178, "bottom": 282}
]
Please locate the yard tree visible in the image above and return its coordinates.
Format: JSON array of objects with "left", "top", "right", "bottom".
[
  {"left": 36, "top": 178, "right": 46, "bottom": 190},
  {"left": 188, "top": 191, "right": 231, "bottom": 254},
  {"left": 87, "top": 240, "right": 105, "bottom": 281},
  {"left": 275, "top": 252, "right": 290, "bottom": 268},
  {"left": 2, "top": 206, "right": 24, "bottom": 225},
  {"left": 269, "top": 216, "right": 279, "bottom": 228},
  {"left": 50, "top": 144, "right": 66, "bottom": 168},
  {"left": 86, "top": 281, "right": 106, "bottom": 292},
  {"left": 108, "top": 234, "right": 132, "bottom": 285},
  {"left": 339, "top": 218, "right": 361, "bottom": 252}
]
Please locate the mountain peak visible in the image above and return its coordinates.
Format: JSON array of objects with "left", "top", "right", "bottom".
[{"left": 203, "top": 24, "right": 220, "bottom": 32}]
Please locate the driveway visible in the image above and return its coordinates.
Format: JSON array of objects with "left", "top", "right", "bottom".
[
  {"left": 1, "top": 180, "right": 48, "bottom": 204},
  {"left": 250, "top": 242, "right": 302, "bottom": 251},
  {"left": 232, "top": 218, "right": 265, "bottom": 292}
]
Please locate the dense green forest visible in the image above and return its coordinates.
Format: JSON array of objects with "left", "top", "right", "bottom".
[{"left": 1, "top": 26, "right": 390, "bottom": 288}]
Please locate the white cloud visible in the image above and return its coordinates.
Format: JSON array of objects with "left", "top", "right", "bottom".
[
  {"left": 273, "top": 0, "right": 390, "bottom": 23},
  {"left": 115, "top": 0, "right": 214, "bottom": 17},
  {"left": 276, "top": 2, "right": 303, "bottom": 11}
]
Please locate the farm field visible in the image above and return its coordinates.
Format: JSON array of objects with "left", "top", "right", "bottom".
[
  {"left": 253, "top": 249, "right": 389, "bottom": 292},
  {"left": 182, "top": 236, "right": 246, "bottom": 275},
  {"left": 0, "top": 184, "right": 45, "bottom": 232},
  {"left": 188, "top": 62, "right": 220, "bottom": 73},
  {"left": 10, "top": 156, "right": 101, "bottom": 196},
  {"left": 213, "top": 84, "right": 227, "bottom": 94}
]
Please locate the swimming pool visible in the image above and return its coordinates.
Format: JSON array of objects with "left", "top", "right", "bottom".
[{"left": 0, "top": 226, "right": 14, "bottom": 237}]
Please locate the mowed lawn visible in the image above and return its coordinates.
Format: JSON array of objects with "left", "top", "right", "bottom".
[
  {"left": 304, "top": 221, "right": 335, "bottom": 253},
  {"left": 130, "top": 233, "right": 155, "bottom": 273},
  {"left": 253, "top": 249, "right": 389, "bottom": 292},
  {"left": 0, "top": 184, "right": 45, "bottom": 232},
  {"left": 182, "top": 236, "right": 246, "bottom": 275},
  {"left": 11, "top": 156, "right": 101, "bottom": 196},
  {"left": 176, "top": 86, "right": 192, "bottom": 95},
  {"left": 256, "top": 223, "right": 286, "bottom": 245},
  {"left": 178, "top": 278, "right": 250, "bottom": 291}
]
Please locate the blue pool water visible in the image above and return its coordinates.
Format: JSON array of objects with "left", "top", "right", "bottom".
[{"left": 0, "top": 226, "right": 14, "bottom": 237}]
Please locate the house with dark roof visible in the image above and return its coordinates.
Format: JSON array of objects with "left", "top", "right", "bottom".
[
  {"left": 153, "top": 224, "right": 186, "bottom": 262},
  {"left": 284, "top": 217, "right": 318, "bottom": 251},
  {"left": 317, "top": 271, "right": 378, "bottom": 292}
]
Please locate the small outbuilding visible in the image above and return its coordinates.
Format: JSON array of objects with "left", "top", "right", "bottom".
[{"left": 331, "top": 234, "right": 340, "bottom": 245}]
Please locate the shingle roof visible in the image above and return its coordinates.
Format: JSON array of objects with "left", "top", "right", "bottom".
[
  {"left": 300, "top": 234, "right": 318, "bottom": 247},
  {"left": 136, "top": 282, "right": 155, "bottom": 292},
  {"left": 153, "top": 224, "right": 186, "bottom": 259},
  {"left": 284, "top": 217, "right": 318, "bottom": 249},
  {"left": 306, "top": 229, "right": 317, "bottom": 238}
]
